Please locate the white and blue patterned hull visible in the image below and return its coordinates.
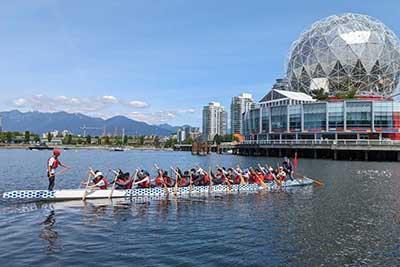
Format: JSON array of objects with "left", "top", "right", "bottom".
[{"left": 2, "top": 178, "right": 314, "bottom": 201}]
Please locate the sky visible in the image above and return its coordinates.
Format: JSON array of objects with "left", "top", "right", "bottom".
[{"left": 0, "top": 0, "right": 400, "bottom": 127}]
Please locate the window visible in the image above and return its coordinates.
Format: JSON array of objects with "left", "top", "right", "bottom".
[
  {"left": 304, "top": 103, "right": 327, "bottom": 131},
  {"left": 346, "top": 101, "right": 372, "bottom": 129}
]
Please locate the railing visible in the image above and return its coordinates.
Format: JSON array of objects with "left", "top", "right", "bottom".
[{"left": 241, "top": 139, "right": 400, "bottom": 146}]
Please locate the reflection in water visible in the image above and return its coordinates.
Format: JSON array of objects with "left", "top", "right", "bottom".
[{"left": 39, "top": 210, "right": 62, "bottom": 253}]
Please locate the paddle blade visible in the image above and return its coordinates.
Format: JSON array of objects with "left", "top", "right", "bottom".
[{"left": 313, "top": 180, "right": 325, "bottom": 186}]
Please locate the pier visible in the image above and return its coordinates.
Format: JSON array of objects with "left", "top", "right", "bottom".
[{"left": 234, "top": 139, "right": 400, "bottom": 161}]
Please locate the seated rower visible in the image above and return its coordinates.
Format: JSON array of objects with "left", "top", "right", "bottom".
[
  {"left": 248, "top": 168, "right": 262, "bottom": 185},
  {"left": 226, "top": 168, "right": 239, "bottom": 184},
  {"left": 232, "top": 167, "right": 244, "bottom": 184},
  {"left": 115, "top": 171, "right": 133, "bottom": 189},
  {"left": 212, "top": 168, "right": 224, "bottom": 185},
  {"left": 220, "top": 167, "right": 233, "bottom": 185},
  {"left": 276, "top": 167, "right": 287, "bottom": 181},
  {"left": 177, "top": 169, "right": 190, "bottom": 187},
  {"left": 153, "top": 169, "right": 165, "bottom": 187},
  {"left": 191, "top": 168, "right": 204, "bottom": 186},
  {"left": 135, "top": 170, "right": 151, "bottom": 188},
  {"left": 193, "top": 167, "right": 210, "bottom": 186},
  {"left": 247, "top": 168, "right": 256, "bottom": 184},
  {"left": 162, "top": 170, "right": 175, "bottom": 187},
  {"left": 180, "top": 171, "right": 192, "bottom": 187},
  {"left": 81, "top": 170, "right": 109, "bottom": 190},
  {"left": 265, "top": 166, "right": 275, "bottom": 182}
]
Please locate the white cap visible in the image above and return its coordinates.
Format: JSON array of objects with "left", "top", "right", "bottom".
[{"left": 95, "top": 172, "right": 103, "bottom": 178}]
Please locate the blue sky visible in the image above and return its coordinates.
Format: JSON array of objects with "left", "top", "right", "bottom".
[{"left": 1, "top": 0, "right": 400, "bottom": 126}]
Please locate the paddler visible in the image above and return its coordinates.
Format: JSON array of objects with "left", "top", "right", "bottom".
[
  {"left": 135, "top": 170, "right": 151, "bottom": 188},
  {"left": 114, "top": 171, "right": 133, "bottom": 189},
  {"left": 81, "top": 170, "right": 109, "bottom": 189},
  {"left": 47, "top": 149, "right": 70, "bottom": 191},
  {"left": 277, "top": 166, "right": 287, "bottom": 181}
]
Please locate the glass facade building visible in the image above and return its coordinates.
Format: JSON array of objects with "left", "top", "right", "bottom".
[{"left": 243, "top": 99, "right": 400, "bottom": 140}]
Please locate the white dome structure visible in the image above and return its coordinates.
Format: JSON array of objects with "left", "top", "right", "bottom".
[{"left": 286, "top": 13, "right": 400, "bottom": 97}]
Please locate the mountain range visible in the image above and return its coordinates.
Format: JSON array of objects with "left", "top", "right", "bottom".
[{"left": 0, "top": 110, "right": 186, "bottom": 136}]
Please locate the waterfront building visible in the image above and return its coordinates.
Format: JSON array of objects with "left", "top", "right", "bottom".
[
  {"left": 177, "top": 128, "right": 186, "bottom": 143},
  {"left": 184, "top": 126, "right": 201, "bottom": 140},
  {"left": 230, "top": 93, "right": 254, "bottom": 135},
  {"left": 243, "top": 13, "right": 400, "bottom": 142},
  {"left": 176, "top": 126, "right": 201, "bottom": 143},
  {"left": 202, "top": 102, "right": 228, "bottom": 141}
]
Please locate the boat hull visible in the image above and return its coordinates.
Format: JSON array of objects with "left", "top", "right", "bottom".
[{"left": 2, "top": 178, "right": 314, "bottom": 201}]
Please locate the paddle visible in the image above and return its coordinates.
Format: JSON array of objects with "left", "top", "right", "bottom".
[
  {"left": 55, "top": 166, "right": 71, "bottom": 176},
  {"left": 249, "top": 167, "right": 268, "bottom": 190},
  {"left": 155, "top": 164, "right": 169, "bottom": 197},
  {"left": 189, "top": 171, "right": 193, "bottom": 195},
  {"left": 170, "top": 167, "right": 180, "bottom": 197},
  {"left": 208, "top": 167, "right": 213, "bottom": 193},
  {"left": 130, "top": 169, "right": 139, "bottom": 200},
  {"left": 108, "top": 169, "right": 121, "bottom": 200},
  {"left": 236, "top": 165, "right": 246, "bottom": 185},
  {"left": 82, "top": 167, "right": 94, "bottom": 201},
  {"left": 295, "top": 172, "right": 325, "bottom": 186},
  {"left": 217, "top": 164, "right": 231, "bottom": 191}
]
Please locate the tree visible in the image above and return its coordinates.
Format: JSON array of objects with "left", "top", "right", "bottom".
[
  {"left": 184, "top": 136, "right": 195, "bottom": 144},
  {"left": 213, "top": 134, "right": 222, "bottom": 145},
  {"left": 154, "top": 136, "right": 160, "bottom": 147},
  {"left": 312, "top": 88, "right": 329, "bottom": 101},
  {"left": 6, "top": 132, "right": 12, "bottom": 143},
  {"left": 86, "top": 135, "right": 92, "bottom": 145},
  {"left": 104, "top": 136, "right": 110, "bottom": 145},
  {"left": 335, "top": 79, "right": 359, "bottom": 99},
  {"left": 24, "top": 131, "right": 30, "bottom": 143},
  {"left": 34, "top": 135, "right": 40, "bottom": 143},
  {"left": 123, "top": 135, "right": 128, "bottom": 145},
  {"left": 139, "top": 135, "right": 145, "bottom": 146},
  {"left": 165, "top": 137, "right": 178, "bottom": 148},
  {"left": 47, "top": 132, "right": 53, "bottom": 143}
]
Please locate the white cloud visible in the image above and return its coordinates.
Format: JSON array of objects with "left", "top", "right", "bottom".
[
  {"left": 130, "top": 111, "right": 176, "bottom": 124},
  {"left": 178, "top": 108, "right": 196, "bottom": 113},
  {"left": 8, "top": 94, "right": 196, "bottom": 125},
  {"left": 102, "top": 95, "right": 119, "bottom": 104},
  {"left": 9, "top": 95, "right": 122, "bottom": 113},
  {"left": 128, "top": 100, "right": 149, "bottom": 108},
  {"left": 9, "top": 95, "right": 151, "bottom": 113},
  {"left": 13, "top": 98, "right": 27, "bottom": 107}
]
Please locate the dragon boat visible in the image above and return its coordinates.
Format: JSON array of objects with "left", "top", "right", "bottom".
[{"left": 2, "top": 178, "right": 314, "bottom": 201}]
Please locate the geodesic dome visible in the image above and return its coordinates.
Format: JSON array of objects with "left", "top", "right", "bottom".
[{"left": 286, "top": 13, "right": 400, "bottom": 97}]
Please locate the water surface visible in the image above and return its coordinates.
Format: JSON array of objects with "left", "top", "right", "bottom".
[{"left": 0, "top": 149, "right": 399, "bottom": 266}]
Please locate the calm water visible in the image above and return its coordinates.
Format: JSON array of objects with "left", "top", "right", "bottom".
[{"left": 0, "top": 149, "right": 400, "bottom": 266}]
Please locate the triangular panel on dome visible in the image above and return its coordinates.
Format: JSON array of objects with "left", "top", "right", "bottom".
[
  {"left": 330, "top": 60, "right": 348, "bottom": 78},
  {"left": 369, "top": 31, "right": 385, "bottom": 44},
  {"left": 330, "top": 36, "right": 346, "bottom": 56},
  {"left": 292, "top": 67, "right": 303, "bottom": 79},
  {"left": 306, "top": 52, "right": 318, "bottom": 66},
  {"left": 313, "top": 63, "right": 326, "bottom": 77},
  {"left": 352, "top": 59, "right": 367, "bottom": 80},
  {"left": 361, "top": 44, "right": 381, "bottom": 72},
  {"left": 299, "top": 67, "right": 311, "bottom": 92},
  {"left": 350, "top": 43, "right": 367, "bottom": 58}
]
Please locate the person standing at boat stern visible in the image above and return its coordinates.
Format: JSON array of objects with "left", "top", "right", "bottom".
[
  {"left": 47, "top": 149, "right": 70, "bottom": 191},
  {"left": 282, "top": 157, "right": 294, "bottom": 181}
]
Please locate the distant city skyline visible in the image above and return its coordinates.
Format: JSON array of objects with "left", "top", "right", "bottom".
[{"left": 0, "top": 1, "right": 399, "bottom": 126}]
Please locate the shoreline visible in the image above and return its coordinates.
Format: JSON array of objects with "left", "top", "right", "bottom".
[{"left": 0, "top": 144, "right": 174, "bottom": 151}]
